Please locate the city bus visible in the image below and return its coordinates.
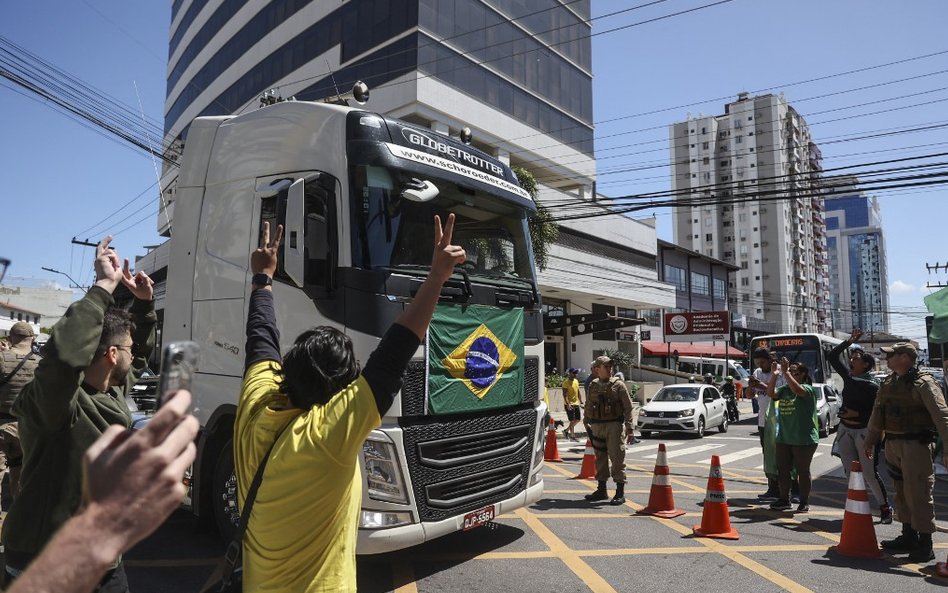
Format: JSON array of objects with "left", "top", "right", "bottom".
[{"left": 748, "top": 333, "right": 848, "bottom": 391}]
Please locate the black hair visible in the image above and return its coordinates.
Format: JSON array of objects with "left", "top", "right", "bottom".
[
  {"left": 752, "top": 348, "right": 770, "bottom": 360},
  {"left": 789, "top": 362, "right": 813, "bottom": 385},
  {"left": 280, "top": 326, "right": 360, "bottom": 409},
  {"left": 853, "top": 350, "right": 876, "bottom": 370},
  {"left": 94, "top": 307, "right": 136, "bottom": 359}
]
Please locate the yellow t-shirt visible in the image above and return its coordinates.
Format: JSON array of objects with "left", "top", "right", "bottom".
[
  {"left": 562, "top": 377, "right": 581, "bottom": 407},
  {"left": 234, "top": 361, "right": 381, "bottom": 593}
]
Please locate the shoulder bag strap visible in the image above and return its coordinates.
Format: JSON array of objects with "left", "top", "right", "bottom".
[
  {"left": 0, "top": 351, "right": 34, "bottom": 388},
  {"left": 219, "top": 423, "right": 290, "bottom": 590}
]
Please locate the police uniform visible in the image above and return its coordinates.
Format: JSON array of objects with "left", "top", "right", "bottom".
[
  {"left": 866, "top": 343, "right": 948, "bottom": 562},
  {"left": 584, "top": 373, "right": 633, "bottom": 504},
  {"left": 0, "top": 322, "right": 39, "bottom": 503}
]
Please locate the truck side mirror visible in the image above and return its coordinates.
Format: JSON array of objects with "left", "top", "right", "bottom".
[{"left": 284, "top": 178, "right": 305, "bottom": 288}]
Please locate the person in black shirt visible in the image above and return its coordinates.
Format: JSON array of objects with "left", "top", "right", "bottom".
[{"left": 829, "top": 328, "right": 891, "bottom": 524}]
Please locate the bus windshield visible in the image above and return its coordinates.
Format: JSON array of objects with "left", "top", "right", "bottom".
[
  {"left": 350, "top": 163, "right": 536, "bottom": 285},
  {"left": 750, "top": 335, "right": 830, "bottom": 384}
]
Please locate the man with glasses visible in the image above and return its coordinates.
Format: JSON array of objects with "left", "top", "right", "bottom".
[
  {"left": 1, "top": 236, "right": 156, "bottom": 592},
  {"left": 865, "top": 342, "right": 948, "bottom": 564}
]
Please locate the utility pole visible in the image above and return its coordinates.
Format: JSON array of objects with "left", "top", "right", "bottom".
[
  {"left": 926, "top": 262, "right": 948, "bottom": 289},
  {"left": 41, "top": 267, "right": 87, "bottom": 293}
]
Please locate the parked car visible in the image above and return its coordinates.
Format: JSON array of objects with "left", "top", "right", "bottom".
[
  {"left": 811, "top": 383, "right": 841, "bottom": 438},
  {"left": 638, "top": 384, "right": 728, "bottom": 438}
]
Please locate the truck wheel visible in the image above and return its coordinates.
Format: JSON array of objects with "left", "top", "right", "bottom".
[{"left": 212, "top": 438, "right": 240, "bottom": 541}]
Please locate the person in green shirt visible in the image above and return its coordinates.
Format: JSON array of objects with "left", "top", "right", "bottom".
[{"left": 766, "top": 357, "right": 819, "bottom": 513}]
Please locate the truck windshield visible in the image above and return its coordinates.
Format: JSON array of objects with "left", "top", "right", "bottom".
[{"left": 351, "top": 163, "right": 535, "bottom": 284}]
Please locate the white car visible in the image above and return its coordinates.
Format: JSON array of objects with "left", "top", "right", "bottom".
[
  {"left": 638, "top": 384, "right": 729, "bottom": 438},
  {"left": 811, "top": 383, "right": 841, "bottom": 438}
]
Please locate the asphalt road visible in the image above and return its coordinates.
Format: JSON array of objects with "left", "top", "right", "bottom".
[{"left": 109, "top": 402, "right": 948, "bottom": 591}]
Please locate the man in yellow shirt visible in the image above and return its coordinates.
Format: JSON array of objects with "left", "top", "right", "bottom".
[
  {"left": 236, "top": 216, "right": 466, "bottom": 593},
  {"left": 562, "top": 368, "right": 583, "bottom": 441}
]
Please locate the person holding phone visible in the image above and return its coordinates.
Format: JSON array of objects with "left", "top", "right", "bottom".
[
  {"left": 236, "top": 217, "right": 465, "bottom": 593},
  {"left": 1, "top": 236, "right": 155, "bottom": 592},
  {"left": 766, "top": 358, "right": 819, "bottom": 513}
]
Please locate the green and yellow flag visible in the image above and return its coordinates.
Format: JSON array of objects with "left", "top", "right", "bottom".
[
  {"left": 925, "top": 286, "right": 948, "bottom": 343},
  {"left": 427, "top": 304, "right": 524, "bottom": 414}
]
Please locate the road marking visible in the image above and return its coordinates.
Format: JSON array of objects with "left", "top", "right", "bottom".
[
  {"left": 642, "top": 443, "right": 725, "bottom": 460},
  {"left": 514, "top": 508, "right": 619, "bottom": 593},
  {"left": 391, "top": 558, "right": 418, "bottom": 593},
  {"left": 699, "top": 447, "right": 761, "bottom": 465}
]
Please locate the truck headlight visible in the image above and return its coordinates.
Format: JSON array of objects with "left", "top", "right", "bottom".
[
  {"left": 360, "top": 510, "right": 412, "bottom": 529},
  {"left": 362, "top": 433, "right": 408, "bottom": 504}
]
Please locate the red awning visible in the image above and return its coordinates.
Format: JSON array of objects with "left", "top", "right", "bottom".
[{"left": 640, "top": 341, "right": 745, "bottom": 358}]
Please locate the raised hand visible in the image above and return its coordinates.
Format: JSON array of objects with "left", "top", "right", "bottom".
[
  {"left": 82, "top": 389, "right": 198, "bottom": 553},
  {"left": 121, "top": 259, "right": 154, "bottom": 301},
  {"left": 431, "top": 213, "right": 466, "bottom": 283},
  {"left": 251, "top": 221, "right": 283, "bottom": 277},
  {"left": 93, "top": 236, "right": 123, "bottom": 293},
  {"left": 770, "top": 360, "right": 779, "bottom": 374},
  {"left": 849, "top": 328, "right": 863, "bottom": 342}
]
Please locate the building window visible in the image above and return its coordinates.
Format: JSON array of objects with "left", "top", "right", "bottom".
[
  {"left": 741, "top": 277, "right": 749, "bottom": 286},
  {"left": 713, "top": 277, "right": 726, "bottom": 300},
  {"left": 702, "top": 157, "right": 709, "bottom": 164},
  {"left": 691, "top": 272, "right": 709, "bottom": 295},
  {"left": 702, "top": 127, "right": 707, "bottom": 134},
  {"left": 702, "top": 141, "right": 709, "bottom": 149},
  {"left": 705, "top": 233, "right": 713, "bottom": 241},
  {"left": 664, "top": 265, "right": 687, "bottom": 291}
]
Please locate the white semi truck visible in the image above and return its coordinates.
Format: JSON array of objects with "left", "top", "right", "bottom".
[{"left": 148, "top": 92, "right": 547, "bottom": 553}]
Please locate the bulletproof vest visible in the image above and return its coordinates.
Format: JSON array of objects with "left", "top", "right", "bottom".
[
  {"left": 0, "top": 350, "right": 39, "bottom": 414},
  {"left": 876, "top": 369, "right": 939, "bottom": 434},
  {"left": 584, "top": 377, "right": 625, "bottom": 421}
]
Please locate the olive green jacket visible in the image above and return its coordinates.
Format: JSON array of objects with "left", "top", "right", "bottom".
[{"left": 1, "top": 286, "right": 156, "bottom": 569}]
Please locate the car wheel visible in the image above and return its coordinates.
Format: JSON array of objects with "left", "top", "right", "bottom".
[
  {"left": 695, "top": 417, "right": 705, "bottom": 439},
  {"left": 640, "top": 430, "right": 651, "bottom": 438},
  {"left": 818, "top": 415, "right": 829, "bottom": 438},
  {"left": 212, "top": 438, "right": 240, "bottom": 541},
  {"left": 718, "top": 414, "right": 728, "bottom": 433}
]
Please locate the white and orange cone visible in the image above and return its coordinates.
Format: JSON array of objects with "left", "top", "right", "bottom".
[
  {"left": 575, "top": 439, "right": 596, "bottom": 479},
  {"left": 831, "top": 460, "right": 881, "bottom": 558},
  {"left": 693, "top": 455, "right": 740, "bottom": 540},
  {"left": 544, "top": 418, "right": 562, "bottom": 462},
  {"left": 637, "top": 443, "right": 685, "bottom": 518}
]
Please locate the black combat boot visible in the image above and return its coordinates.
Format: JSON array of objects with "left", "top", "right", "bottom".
[
  {"left": 907, "top": 532, "right": 935, "bottom": 562},
  {"left": 881, "top": 523, "right": 919, "bottom": 553},
  {"left": 610, "top": 483, "right": 626, "bottom": 506},
  {"left": 585, "top": 481, "right": 609, "bottom": 502}
]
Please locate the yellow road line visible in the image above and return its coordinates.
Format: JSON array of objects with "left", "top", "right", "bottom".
[
  {"left": 514, "top": 508, "right": 619, "bottom": 593},
  {"left": 391, "top": 558, "right": 419, "bottom": 593}
]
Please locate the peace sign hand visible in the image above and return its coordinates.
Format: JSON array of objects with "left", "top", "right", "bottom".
[
  {"left": 431, "top": 214, "right": 466, "bottom": 284},
  {"left": 251, "top": 221, "right": 283, "bottom": 277},
  {"left": 94, "top": 235, "right": 123, "bottom": 293},
  {"left": 121, "top": 259, "right": 155, "bottom": 301}
]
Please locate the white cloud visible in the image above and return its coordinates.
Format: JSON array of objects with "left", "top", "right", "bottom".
[{"left": 891, "top": 280, "right": 916, "bottom": 294}]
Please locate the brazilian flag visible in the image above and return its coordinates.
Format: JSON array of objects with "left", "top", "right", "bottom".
[{"left": 427, "top": 303, "right": 524, "bottom": 414}]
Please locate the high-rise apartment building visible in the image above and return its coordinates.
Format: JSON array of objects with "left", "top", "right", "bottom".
[
  {"left": 159, "top": 0, "right": 676, "bottom": 372},
  {"left": 823, "top": 175, "right": 889, "bottom": 336},
  {"left": 669, "top": 92, "right": 830, "bottom": 335}
]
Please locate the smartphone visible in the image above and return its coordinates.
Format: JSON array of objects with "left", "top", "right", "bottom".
[{"left": 157, "top": 341, "right": 200, "bottom": 407}]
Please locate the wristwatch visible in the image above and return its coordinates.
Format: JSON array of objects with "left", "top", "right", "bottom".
[{"left": 251, "top": 273, "right": 272, "bottom": 286}]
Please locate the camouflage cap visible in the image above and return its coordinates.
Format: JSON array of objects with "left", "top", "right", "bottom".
[
  {"left": 9, "top": 321, "right": 34, "bottom": 337},
  {"left": 593, "top": 355, "right": 612, "bottom": 367},
  {"left": 880, "top": 342, "right": 916, "bottom": 355}
]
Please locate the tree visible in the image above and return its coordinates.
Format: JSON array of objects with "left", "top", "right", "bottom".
[{"left": 513, "top": 166, "right": 558, "bottom": 271}]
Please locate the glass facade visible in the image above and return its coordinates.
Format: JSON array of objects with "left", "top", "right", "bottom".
[{"left": 166, "top": 0, "right": 594, "bottom": 157}]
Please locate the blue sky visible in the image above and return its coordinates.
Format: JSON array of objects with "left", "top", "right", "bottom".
[{"left": 1, "top": 0, "right": 945, "bottom": 344}]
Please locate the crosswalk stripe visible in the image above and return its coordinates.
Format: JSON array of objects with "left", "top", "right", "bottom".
[
  {"left": 627, "top": 440, "right": 692, "bottom": 450},
  {"left": 753, "top": 451, "right": 827, "bottom": 470},
  {"left": 699, "top": 447, "right": 761, "bottom": 465},
  {"left": 641, "top": 443, "right": 725, "bottom": 460}
]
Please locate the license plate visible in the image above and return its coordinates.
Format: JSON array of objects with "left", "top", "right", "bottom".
[
  {"left": 462, "top": 505, "right": 495, "bottom": 531},
  {"left": 654, "top": 419, "right": 669, "bottom": 425}
]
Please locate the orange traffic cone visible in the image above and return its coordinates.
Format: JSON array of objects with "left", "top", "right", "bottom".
[
  {"left": 693, "top": 455, "right": 739, "bottom": 539},
  {"left": 831, "top": 460, "right": 881, "bottom": 558},
  {"left": 544, "top": 419, "right": 562, "bottom": 462},
  {"left": 575, "top": 439, "right": 596, "bottom": 479},
  {"left": 638, "top": 443, "right": 685, "bottom": 518}
]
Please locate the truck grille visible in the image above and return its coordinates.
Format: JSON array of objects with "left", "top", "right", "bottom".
[
  {"left": 400, "top": 357, "right": 539, "bottom": 416},
  {"left": 401, "top": 408, "right": 536, "bottom": 521}
]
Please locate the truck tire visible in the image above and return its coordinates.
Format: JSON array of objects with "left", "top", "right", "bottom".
[{"left": 212, "top": 438, "right": 240, "bottom": 541}]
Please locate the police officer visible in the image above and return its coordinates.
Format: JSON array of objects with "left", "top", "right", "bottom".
[
  {"left": 583, "top": 355, "right": 634, "bottom": 505},
  {"left": 0, "top": 322, "right": 39, "bottom": 504},
  {"left": 864, "top": 342, "right": 948, "bottom": 563}
]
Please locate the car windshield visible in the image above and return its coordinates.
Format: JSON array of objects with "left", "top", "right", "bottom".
[{"left": 652, "top": 386, "right": 700, "bottom": 402}]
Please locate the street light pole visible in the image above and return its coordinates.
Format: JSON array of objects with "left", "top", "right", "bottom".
[{"left": 41, "top": 267, "right": 87, "bottom": 293}]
